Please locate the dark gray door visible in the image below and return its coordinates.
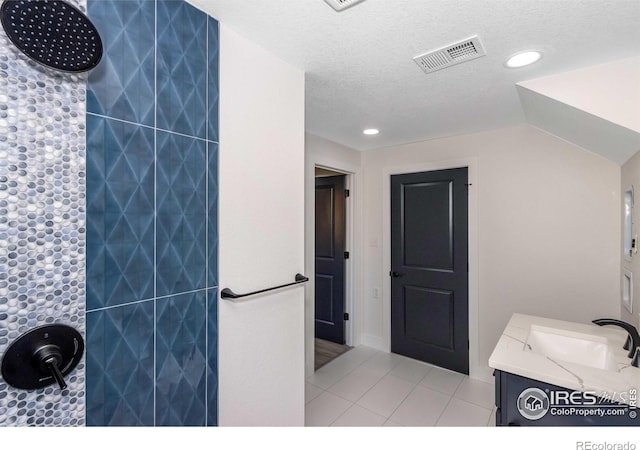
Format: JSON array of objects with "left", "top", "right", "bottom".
[
  {"left": 390, "top": 168, "right": 469, "bottom": 374},
  {"left": 315, "top": 175, "right": 346, "bottom": 344}
]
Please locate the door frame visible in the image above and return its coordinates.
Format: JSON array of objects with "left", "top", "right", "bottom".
[
  {"left": 314, "top": 173, "right": 347, "bottom": 344},
  {"left": 305, "top": 159, "right": 361, "bottom": 377},
  {"left": 381, "top": 158, "right": 486, "bottom": 381}
]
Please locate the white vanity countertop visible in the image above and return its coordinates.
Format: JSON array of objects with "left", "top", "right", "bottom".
[{"left": 489, "top": 313, "right": 640, "bottom": 404}]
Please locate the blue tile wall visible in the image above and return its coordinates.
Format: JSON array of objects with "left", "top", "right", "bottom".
[
  {"left": 207, "top": 289, "right": 219, "bottom": 426},
  {"left": 208, "top": 19, "right": 220, "bottom": 143},
  {"left": 156, "top": 132, "right": 206, "bottom": 297},
  {"left": 86, "top": 116, "right": 155, "bottom": 310},
  {"left": 87, "top": 0, "right": 155, "bottom": 126},
  {"left": 156, "top": 291, "right": 207, "bottom": 426},
  {"left": 208, "top": 143, "right": 219, "bottom": 288},
  {"left": 86, "top": 0, "right": 219, "bottom": 427},
  {"left": 86, "top": 301, "right": 155, "bottom": 426},
  {"left": 156, "top": 0, "right": 207, "bottom": 139}
]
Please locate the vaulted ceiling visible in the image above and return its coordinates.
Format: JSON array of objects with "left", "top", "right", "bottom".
[{"left": 189, "top": 0, "right": 640, "bottom": 152}]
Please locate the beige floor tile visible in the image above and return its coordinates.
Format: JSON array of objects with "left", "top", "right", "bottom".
[
  {"left": 436, "top": 398, "right": 492, "bottom": 427},
  {"left": 389, "top": 385, "right": 451, "bottom": 426},
  {"left": 305, "top": 391, "right": 353, "bottom": 426}
]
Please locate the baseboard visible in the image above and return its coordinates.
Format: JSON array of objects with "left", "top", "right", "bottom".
[{"left": 360, "top": 334, "right": 388, "bottom": 352}]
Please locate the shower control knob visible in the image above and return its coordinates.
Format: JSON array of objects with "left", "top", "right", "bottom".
[
  {"left": 32, "top": 344, "right": 67, "bottom": 390},
  {"left": 1, "top": 324, "right": 84, "bottom": 392}
]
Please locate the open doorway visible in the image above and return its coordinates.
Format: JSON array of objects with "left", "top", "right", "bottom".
[{"left": 314, "top": 167, "right": 351, "bottom": 369}]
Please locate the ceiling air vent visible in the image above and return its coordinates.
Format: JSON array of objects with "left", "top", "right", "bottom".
[
  {"left": 413, "top": 36, "right": 486, "bottom": 74},
  {"left": 324, "top": 0, "right": 367, "bottom": 11}
]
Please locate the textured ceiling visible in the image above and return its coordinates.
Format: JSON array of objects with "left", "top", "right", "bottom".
[{"left": 189, "top": 0, "right": 640, "bottom": 151}]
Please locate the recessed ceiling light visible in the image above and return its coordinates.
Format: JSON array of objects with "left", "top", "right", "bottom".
[
  {"left": 505, "top": 51, "right": 542, "bottom": 68},
  {"left": 363, "top": 128, "right": 379, "bottom": 135}
]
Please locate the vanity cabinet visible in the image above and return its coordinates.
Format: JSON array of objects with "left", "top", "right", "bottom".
[{"left": 494, "top": 370, "right": 638, "bottom": 426}]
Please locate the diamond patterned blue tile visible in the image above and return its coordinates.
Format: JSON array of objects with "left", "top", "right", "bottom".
[
  {"left": 156, "top": 131, "right": 206, "bottom": 296},
  {"left": 86, "top": 301, "right": 155, "bottom": 426},
  {"left": 87, "top": 0, "right": 155, "bottom": 125},
  {"left": 207, "top": 288, "right": 218, "bottom": 426},
  {"left": 86, "top": 115, "right": 155, "bottom": 310},
  {"left": 85, "top": 0, "right": 219, "bottom": 428},
  {"left": 208, "top": 143, "right": 218, "bottom": 289},
  {"left": 208, "top": 17, "right": 219, "bottom": 143},
  {"left": 156, "top": 291, "right": 207, "bottom": 426},
  {"left": 157, "top": 0, "right": 207, "bottom": 138}
]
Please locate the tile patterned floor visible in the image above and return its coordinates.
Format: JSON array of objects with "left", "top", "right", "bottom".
[{"left": 305, "top": 346, "right": 497, "bottom": 427}]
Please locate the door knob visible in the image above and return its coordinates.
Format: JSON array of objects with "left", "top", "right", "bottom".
[{"left": 389, "top": 271, "right": 404, "bottom": 278}]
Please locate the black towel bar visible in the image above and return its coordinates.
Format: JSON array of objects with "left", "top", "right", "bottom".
[{"left": 221, "top": 273, "right": 309, "bottom": 300}]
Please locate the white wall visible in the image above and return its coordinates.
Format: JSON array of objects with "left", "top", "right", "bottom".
[
  {"left": 518, "top": 57, "right": 640, "bottom": 133},
  {"left": 621, "top": 150, "right": 640, "bottom": 327},
  {"left": 361, "top": 125, "right": 621, "bottom": 381},
  {"left": 219, "top": 25, "right": 305, "bottom": 425},
  {"left": 516, "top": 57, "right": 640, "bottom": 165},
  {"left": 304, "top": 133, "right": 362, "bottom": 376},
  {"left": 517, "top": 86, "right": 640, "bottom": 166}
]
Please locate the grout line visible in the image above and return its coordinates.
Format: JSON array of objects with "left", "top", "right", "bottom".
[
  {"left": 327, "top": 399, "right": 356, "bottom": 427},
  {"left": 428, "top": 376, "right": 473, "bottom": 426},
  {"left": 327, "top": 351, "right": 428, "bottom": 424},
  {"left": 155, "top": 127, "right": 212, "bottom": 143},
  {"left": 85, "top": 112, "right": 218, "bottom": 144},
  {"left": 86, "top": 287, "right": 218, "bottom": 314},
  {"left": 432, "top": 393, "right": 455, "bottom": 427},
  {"left": 328, "top": 361, "right": 387, "bottom": 401},
  {"left": 450, "top": 377, "right": 494, "bottom": 410},
  {"left": 214, "top": 19, "right": 220, "bottom": 427},
  {"left": 86, "top": 297, "right": 155, "bottom": 313},
  {"left": 155, "top": 287, "right": 209, "bottom": 301},
  {"left": 85, "top": 112, "right": 150, "bottom": 130},
  {"left": 153, "top": 0, "right": 158, "bottom": 427},
  {"left": 204, "top": 13, "right": 209, "bottom": 427},
  {"left": 324, "top": 352, "right": 395, "bottom": 414},
  {"left": 374, "top": 376, "right": 417, "bottom": 422},
  {"left": 330, "top": 401, "right": 389, "bottom": 427}
]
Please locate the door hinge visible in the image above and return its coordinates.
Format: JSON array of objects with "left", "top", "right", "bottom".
[
  {"left": 344, "top": 312, "right": 349, "bottom": 321},
  {"left": 344, "top": 189, "right": 350, "bottom": 198},
  {"left": 344, "top": 251, "right": 350, "bottom": 259}
]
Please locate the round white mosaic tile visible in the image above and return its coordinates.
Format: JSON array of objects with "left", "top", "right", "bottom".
[{"left": 0, "top": 0, "right": 86, "bottom": 427}]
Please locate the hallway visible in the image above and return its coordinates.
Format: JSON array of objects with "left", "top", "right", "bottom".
[{"left": 306, "top": 346, "right": 495, "bottom": 426}]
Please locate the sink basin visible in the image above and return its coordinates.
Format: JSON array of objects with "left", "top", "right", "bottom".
[{"left": 525, "top": 325, "right": 619, "bottom": 372}]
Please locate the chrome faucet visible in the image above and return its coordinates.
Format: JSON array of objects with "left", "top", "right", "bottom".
[{"left": 592, "top": 318, "right": 640, "bottom": 368}]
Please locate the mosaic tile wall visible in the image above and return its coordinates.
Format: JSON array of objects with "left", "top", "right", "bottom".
[
  {"left": 0, "top": 0, "right": 87, "bottom": 427},
  {"left": 85, "top": 0, "right": 219, "bottom": 426}
]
